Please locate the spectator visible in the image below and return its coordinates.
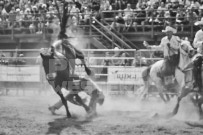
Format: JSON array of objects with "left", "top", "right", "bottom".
[
  {"left": 83, "top": 5, "right": 92, "bottom": 24},
  {"left": 164, "top": 11, "right": 172, "bottom": 27},
  {"left": 110, "top": 10, "right": 125, "bottom": 32},
  {"left": 187, "top": 7, "right": 198, "bottom": 25},
  {"left": 101, "top": 0, "right": 112, "bottom": 11},
  {"left": 111, "top": 47, "right": 122, "bottom": 66},
  {"left": 47, "top": 17, "right": 60, "bottom": 34},
  {"left": 119, "top": 52, "right": 131, "bottom": 66},
  {"left": 175, "top": 7, "right": 188, "bottom": 32},
  {"left": 92, "top": 0, "right": 100, "bottom": 11},
  {"left": 124, "top": 15, "right": 133, "bottom": 31},
  {"left": 123, "top": 3, "right": 133, "bottom": 20},
  {"left": 70, "top": 3, "right": 80, "bottom": 17},
  {"left": 154, "top": 10, "right": 165, "bottom": 25},
  {"left": 75, "top": 0, "right": 82, "bottom": 11},
  {"left": 0, "top": 53, "right": 7, "bottom": 65},
  {"left": 17, "top": 53, "right": 26, "bottom": 65},
  {"left": 29, "top": 17, "right": 36, "bottom": 33},
  {"left": 112, "top": 0, "right": 125, "bottom": 10},
  {"left": 133, "top": 5, "right": 146, "bottom": 32},
  {"left": 102, "top": 51, "right": 113, "bottom": 66},
  {"left": 101, "top": 51, "right": 113, "bottom": 80},
  {"left": 157, "top": 2, "right": 166, "bottom": 14},
  {"left": 132, "top": 53, "right": 147, "bottom": 67}
]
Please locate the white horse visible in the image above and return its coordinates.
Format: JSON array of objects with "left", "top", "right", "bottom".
[{"left": 141, "top": 40, "right": 203, "bottom": 117}]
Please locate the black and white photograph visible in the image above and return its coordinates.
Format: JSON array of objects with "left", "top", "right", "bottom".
[{"left": 0, "top": 0, "right": 203, "bottom": 135}]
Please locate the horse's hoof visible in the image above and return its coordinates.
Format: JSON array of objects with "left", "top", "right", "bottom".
[{"left": 48, "top": 106, "right": 56, "bottom": 115}]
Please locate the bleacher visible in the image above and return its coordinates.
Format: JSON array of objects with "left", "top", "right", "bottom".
[{"left": 0, "top": 0, "right": 202, "bottom": 50}]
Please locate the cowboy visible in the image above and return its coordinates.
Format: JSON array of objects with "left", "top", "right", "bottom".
[
  {"left": 194, "top": 17, "right": 203, "bottom": 54},
  {"left": 144, "top": 26, "right": 180, "bottom": 78}
]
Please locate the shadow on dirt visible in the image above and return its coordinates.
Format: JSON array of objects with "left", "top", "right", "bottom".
[{"left": 46, "top": 115, "right": 91, "bottom": 135}]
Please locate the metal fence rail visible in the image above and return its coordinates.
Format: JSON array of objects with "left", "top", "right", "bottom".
[{"left": 0, "top": 49, "right": 162, "bottom": 96}]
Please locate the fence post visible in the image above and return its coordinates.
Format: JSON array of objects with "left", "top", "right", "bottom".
[
  {"left": 42, "top": 21, "right": 46, "bottom": 40},
  {"left": 89, "top": 13, "right": 92, "bottom": 36},
  {"left": 11, "top": 21, "right": 14, "bottom": 40},
  {"left": 134, "top": 50, "right": 136, "bottom": 67},
  {"left": 190, "top": 9, "right": 194, "bottom": 39},
  {"left": 151, "top": 15, "right": 154, "bottom": 39}
]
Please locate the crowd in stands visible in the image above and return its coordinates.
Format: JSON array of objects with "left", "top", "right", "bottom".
[
  {"left": 0, "top": 0, "right": 203, "bottom": 34},
  {"left": 0, "top": 0, "right": 99, "bottom": 34},
  {"left": 105, "top": 0, "right": 203, "bottom": 32},
  {"left": 101, "top": 46, "right": 148, "bottom": 67}
]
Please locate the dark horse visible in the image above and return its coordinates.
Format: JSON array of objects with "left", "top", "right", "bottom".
[{"left": 40, "top": 47, "right": 104, "bottom": 118}]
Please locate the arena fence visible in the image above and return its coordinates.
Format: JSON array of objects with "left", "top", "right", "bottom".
[{"left": 0, "top": 49, "right": 162, "bottom": 96}]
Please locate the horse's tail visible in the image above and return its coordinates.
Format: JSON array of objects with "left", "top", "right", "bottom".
[{"left": 142, "top": 66, "right": 151, "bottom": 82}]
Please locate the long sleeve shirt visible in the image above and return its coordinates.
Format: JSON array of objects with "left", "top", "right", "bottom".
[
  {"left": 193, "top": 29, "right": 203, "bottom": 54},
  {"left": 150, "top": 35, "right": 180, "bottom": 57}
]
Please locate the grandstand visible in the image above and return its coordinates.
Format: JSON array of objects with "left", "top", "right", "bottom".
[{"left": 0, "top": 0, "right": 201, "bottom": 50}]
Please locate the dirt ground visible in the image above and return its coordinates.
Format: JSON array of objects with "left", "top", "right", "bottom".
[{"left": 0, "top": 90, "right": 203, "bottom": 135}]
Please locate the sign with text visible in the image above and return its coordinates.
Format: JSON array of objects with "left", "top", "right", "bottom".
[
  {"left": 0, "top": 65, "right": 40, "bottom": 82},
  {"left": 108, "top": 67, "right": 146, "bottom": 85}
]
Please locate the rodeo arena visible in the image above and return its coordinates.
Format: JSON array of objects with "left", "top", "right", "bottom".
[{"left": 2, "top": 0, "right": 203, "bottom": 135}]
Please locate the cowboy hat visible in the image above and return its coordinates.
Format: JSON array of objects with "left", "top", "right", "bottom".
[
  {"left": 195, "top": 17, "right": 203, "bottom": 26},
  {"left": 162, "top": 26, "right": 177, "bottom": 34}
]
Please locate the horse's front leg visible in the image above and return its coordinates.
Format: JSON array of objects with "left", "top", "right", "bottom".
[
  {"left": 165, "top": 93, "right": 171, "bottom": 102},
  {"left": 172, "top": 97, "right": 181, "bottom": 115},
  {"left": 57, "top": 91, "right": 72, "bottom": 118},
  {"left": 172, "top": 86, "right": 191, "bottom": 116},
  {"left": 157, "top": 87, "right": 168, "bottom": 103},
  {"left": 156, "top": 79, "right": 168, "bottom": 103},
  {"left": 74, "top": 94, "right": 90, "bottom": 113}
]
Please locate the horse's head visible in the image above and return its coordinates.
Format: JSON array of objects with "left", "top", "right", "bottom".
[
  {"left": 180, "top": 40, "right": 195, "bottom": 58},
  {"left": 40, "top": 47, "right": 69, "bottom": 81}
]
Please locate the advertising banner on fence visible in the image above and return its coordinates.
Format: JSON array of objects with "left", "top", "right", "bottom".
[
  {"left": 0, "top": 65, "right": 40, "bottom": 82},
  {"left": 108, "top": 67, "right": 146, "bottom": 85}
]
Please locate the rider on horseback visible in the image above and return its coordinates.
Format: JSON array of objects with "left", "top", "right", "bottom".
[{"left": 144, "top": 26, "right": 180, "bottom": 79}]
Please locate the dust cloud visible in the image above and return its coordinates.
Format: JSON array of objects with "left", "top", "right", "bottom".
[{"left": 95, "top": 92, "right": 203, "bottom": 123}]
